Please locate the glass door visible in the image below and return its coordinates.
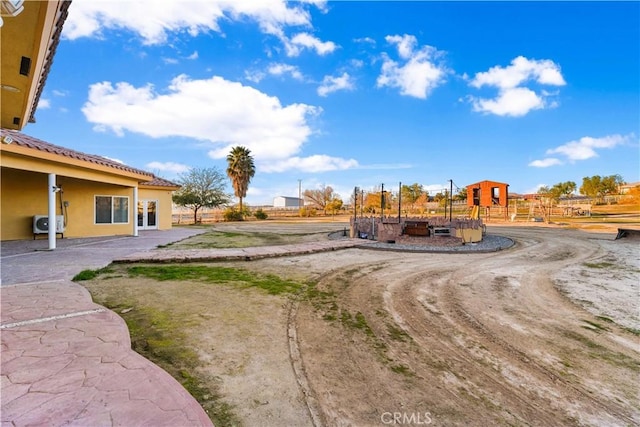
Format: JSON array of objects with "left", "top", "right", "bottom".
[{"left": 137, "top": 200, "right": 158, "bottom": 230}]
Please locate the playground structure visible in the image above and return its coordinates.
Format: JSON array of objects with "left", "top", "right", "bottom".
[
  {"left": 467, "top": 180, "right": 510, "bottom": 221},
  {"left": 350, "top": 215, "right": 485, "bottom": 244}
]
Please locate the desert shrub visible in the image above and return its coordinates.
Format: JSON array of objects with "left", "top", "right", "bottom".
[
  {"left": 254, "top": 208, "right": 268, "bottom": 220},
  {"left": 223, "top": 207, "right": 245, "bottom": 221},
  {"left": 300, "top": 207, "right": 317, "bottom": 217}
]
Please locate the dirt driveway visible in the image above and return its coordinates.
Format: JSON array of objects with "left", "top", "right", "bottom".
[{"left": 84, "top": 224, "right": 640, "bottom": 426}]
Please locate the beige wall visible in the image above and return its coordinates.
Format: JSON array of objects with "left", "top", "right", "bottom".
[
  {"left": 1, "top": 168, "right": 141, "bottom": 240},
  {"left": 139, "top": 187, "right": 175, "bottom": 230},
  {"left": 1, "top": 168, "right": 49, "bottom": 240}
]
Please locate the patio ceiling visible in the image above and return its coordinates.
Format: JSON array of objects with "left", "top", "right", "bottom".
[{"left": 0, "top": 0, "right": 70, "bottom": 130}]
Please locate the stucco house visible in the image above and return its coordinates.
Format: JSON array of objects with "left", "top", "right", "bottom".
[
  {"left": 1, "top": 129, "right": 180, "bottom": 241},
  {"left": 1, "top": 1, "right": 180, "bottom": 243},
  {"left": 1, "top": 0, "right": 69, "bottom": 131}
]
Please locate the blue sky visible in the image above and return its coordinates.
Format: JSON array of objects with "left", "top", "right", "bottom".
[{"left": 28, "top": 0, "right": 639, "bottom": 205}]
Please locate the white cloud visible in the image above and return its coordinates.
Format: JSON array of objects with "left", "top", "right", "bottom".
[
  {"left": 187, "top": 51, "right": 199, "bottom": 60},
  {"left": 38, "top": 98, "right": 51, "bottom": 109},
  {"left": 64, "top": 0, "right": 318, "bottom": 45},
  {"left": 470, "top": 56, "right": 565, "bottom": 90},
  {"left": 146, "top": 161, "right": 191, "bottom": 174},
  {"left": 259, "top": 154, "right": 358, "bottom": 173},
  {"left": 354, "top": 36, "right": 375, "bottom": 45},
  {"left": 284, "top": 32, "right": 337, "bottom": 57},
  {"left": 317, "top": 72, "right": 354, "bottom": 97},
  {"left": 245, "top": 70, "right": 266, "bottom": 83},
  {"left": 546, "top": 134, "right": 633, "bottom": 161},
  {"left": 468, "top": 56, "right": 565, "bottom": 117},
  {"left": 471, "top": 87, "right": 544, "bottom": 117},
  {"left": 268, "top": 63, "right": 304, "bottom": 80},
  {"left": 162, "top": 57, "right": 179, "bottom": 65},
  {"left": 376, "top": 34, "right": 447, "bottom": 99},
  {"left": 529, "top": 133, "right": 634, "bottom": 167},
  {"left": 528, "top": 158, "right": 563, "bottom": 168},
  {"left": 52, "top": 90, "right": 68, "bottom": 97},
  {"left": 82, "top": 74, "right": 321, "bottom": 164},
  {"left": 385, "top": 34, "right": 417, "bottom": 60}
]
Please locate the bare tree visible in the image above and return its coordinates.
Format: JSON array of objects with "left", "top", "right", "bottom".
[
  {"left": 173, "top": 167, "right": 230, "bottom": 224},
  {"left": 304, "top": 184, "right": 337, "bottom": 214}
]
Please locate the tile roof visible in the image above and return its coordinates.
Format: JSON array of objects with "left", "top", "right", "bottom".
[
  {"left": 1, "top": 128, "right": 153, "bottom": 178},
  {"left": 143, "top": 176, "right": 181, "bottom": 188}
]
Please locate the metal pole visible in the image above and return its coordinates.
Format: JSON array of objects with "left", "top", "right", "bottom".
[
  {"left": 398, "top": 181, "right": 402, "bottom": 222},
  {"left": 133, "top": 186, "right": 139, "bottom": 237},
  {"left": 381, "top": 183, "right": 384, "bottom": 220},
  {"left": 449, "top": 179, "right": 453, "bottom": 221},
  {"left": 48, "top": 173, "right": 57, "bottom": 250},
  {"left": 298, "top": 179, "right": 302, "bottom": 216},
  {"left": 353, "top": 187, "right": 358, "bottom": 221}
]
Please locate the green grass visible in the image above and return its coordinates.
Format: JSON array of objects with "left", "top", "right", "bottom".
[
  {"left": 72, "top": 267, "right": 113, "bottom": 281},
  {"left": 562, "top": 330, "right": 640, "bottom": 371},
  {"left": 581, "top": 319, "right": 610, "bottom": 332},
  {"left": 390, "top": 364, "right": 413, "bottom": 376},
  {"left": 161, "top": 229, "right": 329, "bottom": 249},
  {"left": 94, "top": 296, "right": 239, "bottom": 426},
  {"left": 624, "top": 327, "right": 640, "bottom": 336},
  {"left": 340, "top": 311, "right": 375, "bottom": 338},
  {"left": 387, "top": 324, "right": 412, "bottom": 343},
  {"left": 583, "top": 262, "right": 616, "bottom": 269},
  {"left": 126, "top": 265, "right": 303, "bottom": 295},
  {"left": 595, "top": 315, "right": 615, "bottom": 323},
  {"left": 79, "top": 263, "right": 306, "bottom": 424}
]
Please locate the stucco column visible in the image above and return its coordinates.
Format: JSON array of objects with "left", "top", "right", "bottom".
[
  {"left": 133, "top": 186, "right": 139, "bottom": 237},
  {"left": 48, "top": 173, "right": 57, "bottom": 250}
]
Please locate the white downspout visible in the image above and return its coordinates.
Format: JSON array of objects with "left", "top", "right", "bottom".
[
  {"left": 48, "top": 173, "right": 57, "bottom": 250},
  {"left": 133, "top": 186, "right": 139, "bottom": 237}
]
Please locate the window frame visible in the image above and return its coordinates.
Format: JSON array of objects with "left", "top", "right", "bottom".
[{"left": 94, "top": 195, "right": 130, "bottom": 225}]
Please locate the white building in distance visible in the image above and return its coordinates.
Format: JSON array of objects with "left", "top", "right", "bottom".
[{"left": 273, "top": 196, "right": 304, "bottom": 208}]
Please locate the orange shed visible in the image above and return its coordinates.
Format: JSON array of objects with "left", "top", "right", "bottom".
[{"left": 467, "top": 180, "right": 509, "bottom": 207}]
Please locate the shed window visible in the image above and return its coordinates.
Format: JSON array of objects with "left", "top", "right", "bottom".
[{"left": 95, "top": 196, "right": 129, "bottom": 224}]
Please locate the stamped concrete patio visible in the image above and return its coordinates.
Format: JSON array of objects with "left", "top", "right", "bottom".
[{"left": 1, "top": 227, "right": 366, "bottom": 426}]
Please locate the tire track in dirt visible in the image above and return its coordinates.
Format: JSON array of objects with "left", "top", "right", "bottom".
[
  {"left": 385, "top": 228, "right": 638, "bottom": 426},
  {"left": 292, "top": 228, "right": 639, "bottom": 426},
  {"left": 384, "top": 269, "right": 570, "bottom": 426}
]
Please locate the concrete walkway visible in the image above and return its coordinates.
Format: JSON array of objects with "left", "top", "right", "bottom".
[
  {"left": 1, "top": 228, "right": 367, "bottom": 426},
  {"left": 1, "top": 228, "right": 213, "bottom": 426},
  {"left": 114, "top": 239, "right": 368, "bottom": 263}
]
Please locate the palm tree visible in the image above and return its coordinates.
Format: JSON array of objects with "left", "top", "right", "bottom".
[{"left": 226, "top": 146, "right": 255, "bottom": 214}]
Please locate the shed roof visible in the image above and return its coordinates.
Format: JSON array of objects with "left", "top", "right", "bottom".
[{"left": 467, "top": 180, "right": 509, "bottom": 187}]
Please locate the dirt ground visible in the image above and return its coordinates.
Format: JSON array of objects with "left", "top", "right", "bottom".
[{"left": 84, "top": 223, "right": 640, "bottom": 426}]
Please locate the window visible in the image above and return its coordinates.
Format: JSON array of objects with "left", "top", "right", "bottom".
[{"left": 95, "top": 196, "right": 129, "bottom": 224}]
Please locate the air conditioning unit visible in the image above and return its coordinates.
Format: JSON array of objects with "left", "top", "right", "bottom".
[{"left": 33, "top": 215, "right": 65, "bottom": 235}]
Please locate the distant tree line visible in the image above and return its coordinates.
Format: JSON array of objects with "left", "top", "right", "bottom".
[
  {"left": 538, "top": 174, "right": 625, "bottom": 204},
  {"left": 171, "top": 163, "right": 631, "bottom": 223}
]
